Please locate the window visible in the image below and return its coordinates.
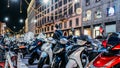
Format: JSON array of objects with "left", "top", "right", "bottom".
[
  {"left": 42, "top": 28, "right": 44, "bottom": 32},
  {"left": 64, "top": 22, "right": 67, "bottom": 28},
  {"left": 69, "top": 20, "right": 72, "bottom": 27},
  {"left": 51, "top": 6, "right": 54, "bottom": 11},
  {"left": 59, "top": 1, "right": 62, "bottom": 7},
  {"left": 64, "top": 0, "right": 67, "bottom": 4},
  {"left": 59, "top": 23, "right": 62, "bottom": 29},
  {"left": 45, "top": 27, "right": 46, "bottom": 32},
  {"left": 76, "top": 18, "right": 79, "bottom": 26},
  {"left": 51, "top": 13, "right": 54, "bottom": 20},
  {"left": 52, "top": 0, "right": 54, "bottom": 4},
  {"left": 47, "top": 16, "right": 49, "bottom": 22},
  {"left": 47, "top": 27, "right": 49, "bottom": 31},
  {"left": 51, "top": 25, "right": 54, "bottom": 30},
  {"left": 45, "top": 17, "right": 46, "bottom": 23},
  {"left": 55, "top": 4, "right": 58, "bottom": 9},
  {"left": 69, "top": 4, "right": 73, "bottom": 15},
  {"left": 74, "top": 3, "right": 80, "bottom": 12},
  {"left": 64, "top": 7, "right": 67, "bottom": 15},
  {"left": 96, "top": 0, "right": 101, "bottom": 2},
  {"left": 55, "top": 0, "right": 58, "bottom": 2},
  {"left": 59, "top": 9, "right": 62, "bottom": 18},
  {"left": 47, "top": 9, "right": 49, "bottom": 13},
  {"left": 86, "top": 0, "right": 90, "bottom": 6},
  {"left": 55, "top": 11, "right": 58, "bottom": 20}
]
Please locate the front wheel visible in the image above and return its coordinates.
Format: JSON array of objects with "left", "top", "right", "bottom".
[
  {"left": 51, "top": 57, "right": 60, "bottom": 68},
  {"left": 80, "top": 51, "right": 89, "bottom": 68},
  {"left": 28, "top": 57, "right": 34, "bottom": 65},
  {"left": 38, "top": 57, "right": 46, "bottom": 68}
]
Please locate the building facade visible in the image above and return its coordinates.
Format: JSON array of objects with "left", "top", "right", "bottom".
[
  {"left": 27, "top": 0, "right": 36, "bottom": 34},
  {"left": 35, "top": 0, "right": 82, "bottom": 37},
  {"left": 82, "top": 0, "right": 120, "bottom": 38},
  {"left": 0, "top": 22, "right": 7, "bottom": 35},
  {"left": 25, "top": 18, "right": 28, "bottom": 33}
]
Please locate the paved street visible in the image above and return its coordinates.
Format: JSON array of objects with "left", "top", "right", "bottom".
[{"left": 20, "top": 55, "right": 38, "bottom": 68}]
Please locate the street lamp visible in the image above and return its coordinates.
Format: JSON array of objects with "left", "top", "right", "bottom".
[
  {"left": 34, "top": 20, "right": 37, "bottom": 23},
  {"left": 4, "top": 17, "right": 9, "bottom": 22},
  {"left": 75, "top": 0, "right": 79, "bottom": 3},
  {"left": 43, "top": 0, "right": 49, "bottom": 4},
  {"left": 19, "top": 19, "right": 23, "bottom": 23},
  {"left": 13, "top": 26, "right": 16, "bottom": 29}
]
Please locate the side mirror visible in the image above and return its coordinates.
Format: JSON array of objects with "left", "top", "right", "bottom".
[{"left": 102, "top": 40, "right": 107, "bottom": 48}]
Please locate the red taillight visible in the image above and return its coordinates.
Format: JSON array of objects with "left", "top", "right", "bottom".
[
  {"left": 38, "top": 42, "right": 42, "bottom": 45},
  {"left": 102, "top": 40, "right": 107, "bottom": 48},
  {"left": 99, "top": 27, "right": 104, "bottom": 34},
  {"left": 112, "top": 44, "right": 120, "bottom": 50}
]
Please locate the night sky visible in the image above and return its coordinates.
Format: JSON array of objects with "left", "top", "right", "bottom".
[{"left": 0, "top": 0, "right": 31, "bottom": 32}]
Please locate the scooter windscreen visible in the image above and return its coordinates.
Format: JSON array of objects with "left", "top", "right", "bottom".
[{"left": 53, "top": 43, "right": 65, "bottom": 54}]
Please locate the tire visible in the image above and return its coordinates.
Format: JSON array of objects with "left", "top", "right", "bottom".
[
  {"left": 51, "top": 57, "right": 60, "bottom": 68},
  {"left": 38, "top": 56, "right": 49, "bottom": 68},
  {"left": 28, "top": 57, "right": 34, "bottom": 65},
  {"left": 80, "top": 51, "right": 89, "bottom": 68},
  {"left": 38, "top": 58, "right": 45, "bottom": 68}
]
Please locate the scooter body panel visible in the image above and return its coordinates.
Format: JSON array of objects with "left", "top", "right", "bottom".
[
  {"left": 93, "top": 53, "right": 120, "bottom": 68},
  {"left": 66, "top": 47, "right": 85, "bottom": 68},
  {"left": 41, "top": 43, "right": 53, "bottom": 63}
]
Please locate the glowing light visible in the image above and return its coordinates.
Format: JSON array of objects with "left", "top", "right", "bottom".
[
  {"left": 75, "top": 0, "right": 79, "bottom": 3},
  {"left": 13, "top": 26, "right": 16, "bottom": 29},
  {"left": 43, "top": 0, "right": 49, "bottom": 4},
  {"left": 34, "top": 20, "right": 37, "bottom": 23},
  {"left": 20, "top": 19, "right": 23, "bottom": 23},
  {"left": 5, "top": 17, "right": 9, "bottom": 22}
]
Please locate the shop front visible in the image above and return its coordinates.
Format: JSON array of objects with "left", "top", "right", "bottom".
[
  {"left": 105, "top": 23, "right": 116, "bottom": 34},
  {"left": 93, "top": 26, "right": 101, "bottom": 38},
  {"left": 84, "top": 28, "right": 91, "bottom": 36},
  {"left": 75, "top": 29, "right": 80, "bottom": 36}
]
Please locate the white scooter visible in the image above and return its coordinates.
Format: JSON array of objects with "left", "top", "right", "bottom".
[
  {"left": 37, "top": 37, "right": 56, "bottom": 68},
  {"left": 66, "top": 39, "right": 89, "bottom": 68}
]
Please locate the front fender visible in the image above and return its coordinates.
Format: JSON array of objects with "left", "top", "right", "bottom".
[{"left": 66, "top": 59, "right": 77, "bottom": 68}]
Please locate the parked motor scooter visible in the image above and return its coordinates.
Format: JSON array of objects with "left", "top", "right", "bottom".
[
  {"left": 87, "top": 32, "right": 120, "bottom": 68},
  {"left": 28, "top": 38, "right": 44, "bottom": 65},
  {"left": 37, "top": 37, "right": 56, "bottom": 68}
]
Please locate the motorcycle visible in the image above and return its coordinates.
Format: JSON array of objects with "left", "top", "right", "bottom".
[
  {"left": 87, "top": 32, "right": 120, "bottom": 68},
  {"left": 28, "top": 39, "right": 44, "bottom": 65}
]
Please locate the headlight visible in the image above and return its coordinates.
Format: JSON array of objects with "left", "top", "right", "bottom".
[{"left": 60, "top": 38, "right": 68, "bottom": 44}]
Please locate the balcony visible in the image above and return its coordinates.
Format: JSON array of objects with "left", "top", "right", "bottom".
[
  {"left": 60, "top": 15, "right": 68, "bottom": 22},
  {"left": 44, "top": 20, "right": 54, "bottom": 26}
]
